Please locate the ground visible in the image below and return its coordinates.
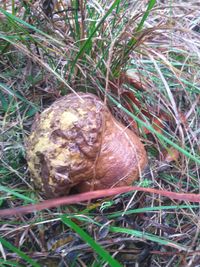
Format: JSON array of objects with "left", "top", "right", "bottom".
[{"left": 0, "top": 1, "right": 200, "bottom": 266}]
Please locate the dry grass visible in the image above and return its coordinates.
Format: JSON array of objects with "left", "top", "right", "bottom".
[{"left": 0, "top": 0, "right": 200, "bottom": 266}]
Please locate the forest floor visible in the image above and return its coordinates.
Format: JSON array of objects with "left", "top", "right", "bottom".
[{"left": 0, "top": 1, "right": 200, "bottom": 266}]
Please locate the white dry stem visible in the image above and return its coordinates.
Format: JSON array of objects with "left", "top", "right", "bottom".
[
  {"left": 1, "top": 38, "right": 83, "bottom": 100},
  {"left": 0, "top": 242, "right": 6, "bottom": 260},
  {"left": 147, "top": 53, "right": 185, "bottom": 148}
]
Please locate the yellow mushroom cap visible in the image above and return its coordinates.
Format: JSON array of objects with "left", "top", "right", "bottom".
[{"left": 26, "top": 93, "right": 147, "bottom": 198}]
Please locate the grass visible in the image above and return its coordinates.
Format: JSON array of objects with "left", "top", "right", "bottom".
[
  {"left": 61, "top": 216, "right": 122, "bottom": 267},
  {"left": 0, "top": 0, "right": 200, "bottom": 266}
]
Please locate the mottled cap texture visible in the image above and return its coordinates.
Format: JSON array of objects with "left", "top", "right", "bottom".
[{"left": 26, "top": 93, "right": 147, "bottom": 198}]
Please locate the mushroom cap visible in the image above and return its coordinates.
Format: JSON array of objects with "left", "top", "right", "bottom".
[{"left": 26, "top": 93, "right": 147, "bottom": 197}]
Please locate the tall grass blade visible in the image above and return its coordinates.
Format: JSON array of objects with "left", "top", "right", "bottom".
[
  {"left": 113, "top": 0, "right": 156, "bottom": 75},
  {"left": 0, "top": 259, "right": 24, "bottom": 267},
  {"left": 0, "top": 8, "right": 63, "bottom": 46},
  {"left": 61, "top": 216, "right": 122, "bottom": 267},
  {"left": 110, "top": 226, "right": 187, "bottom": 251},
  {"left": 69, "top": 0, "right": 121, "bottom": 80},
  {"left": 0, "top": 90, "right": 9, "bottom": 112},
  {"left": 0, "top": 238, "right": 41, "bottom": 267},
  {"left": 136, "top": 0, "right": 156, "bottom": 32},
  {"left": 0, "top": 185, "right": 35, "bottom": 203},
  {"left": 0, "top": 82, "right": 38, "bottom": 111},
  {"left": 108, "top": 95, "right": 200, "bottom": 164},
  {"left": 108, "top": 205, "right": 199, "bottom": 218}
]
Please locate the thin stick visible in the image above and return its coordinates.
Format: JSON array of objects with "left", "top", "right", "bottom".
[{"left": 1, "top": 186, "right": 200, "bottom": 217}]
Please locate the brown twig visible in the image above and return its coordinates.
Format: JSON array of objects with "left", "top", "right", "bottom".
[{"left": 1, "top": 186, "right": 200, "bottom": 217}]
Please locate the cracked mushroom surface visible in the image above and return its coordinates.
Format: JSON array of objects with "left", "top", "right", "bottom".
[{"left": 26, "top": 93, "right": 147, "bottom": 198}]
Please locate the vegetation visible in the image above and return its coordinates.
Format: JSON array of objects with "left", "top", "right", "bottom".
[{"left": 0, "top": 0, "right": 199, "bottom": 266}]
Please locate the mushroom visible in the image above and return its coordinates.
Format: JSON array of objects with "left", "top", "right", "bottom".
[{"left": 26, "top": 93, "right": 147, "bottom": 198}]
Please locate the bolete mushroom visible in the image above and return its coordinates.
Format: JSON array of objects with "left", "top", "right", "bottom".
[{"left": 26, "top": 93, "right": 147, "bottom": 198}]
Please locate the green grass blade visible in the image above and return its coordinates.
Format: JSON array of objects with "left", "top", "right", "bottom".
[
  {"left": 0, "top": 237, "right": 41, "bottom": 267},
  {"left": 108, "top": 205, "right": 199, "bottom": 218},
  {"left": 136, "top": 0, "right": 156, "bottom": 32},
  {"left": 112, "top": 0, "right": 156, "bottom": 76},
  {"left": 110, "top": 226, "right": 188, "bottom": 251},
  {"left": 0, "top": 185, "right": 35, "bottom": 203},
  {"left": 0, "top": 259, "right": 24, "bottom": 267},
  {"left": 0, "top": 34, "right": 77, "bottom": 95},
  {"left": 0, "top": 8, "right": 63, "bottom": 46},
  {"left": 73, "top": 0, "right": 81, "bottom": 41},
  {"left": 69, "top": 0, "right": 121, "bottom": 80},
  {"left": 0, "top": 90, "right": 9, "bottom": 112},
  {"left": 129, "top": 0, "right": 156, "bottom": 50},
  {"left": 0, "top": 82, "right": 38, "bottom": 111},
  {"left": 108, "top": 95, "right": 200, "bottom": 165},
  {"left": 61, "top": 216, "right": 122, "bottom": 267}
]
